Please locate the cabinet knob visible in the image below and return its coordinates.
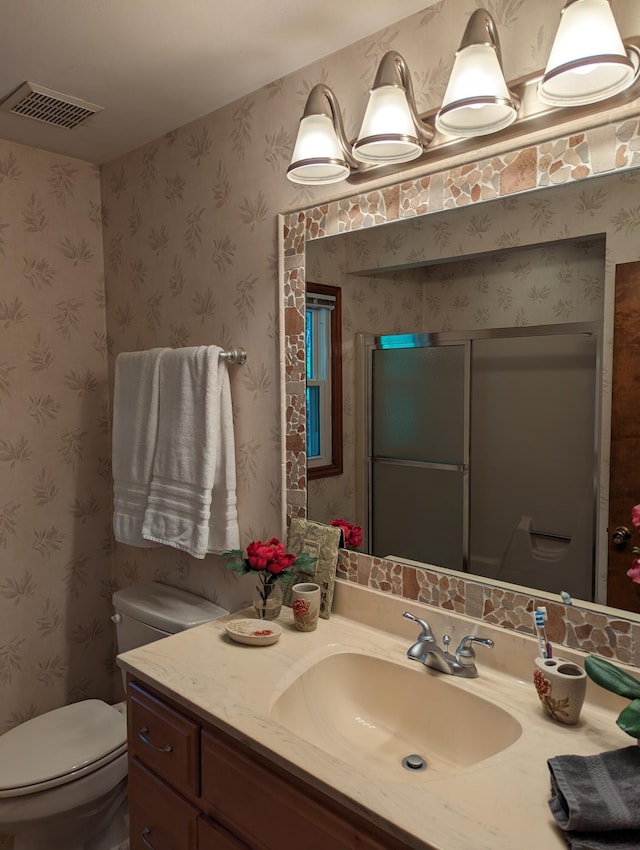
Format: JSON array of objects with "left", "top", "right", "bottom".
[{"left": 612, "top": 526, "right": 632, "bottom": 546}]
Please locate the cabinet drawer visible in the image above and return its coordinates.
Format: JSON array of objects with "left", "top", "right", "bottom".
[
  {"left": 201, "top": 730, "right": 391, "bottom": 850},
  {"left": 129, "top": 758, "right": 199, "bottom": 850},
  {"left": 128, "top": 682, "right": 200, "bottom": 796},
  {"left": 198, "top": 815, "right": 249, "bottom": 850}
]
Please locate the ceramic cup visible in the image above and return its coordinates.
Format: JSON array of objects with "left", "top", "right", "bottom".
[
  {"left": 291, "top": 582, "right": 321, "bottom": 632},
  {"left": 533, "top": 657, "right": 587, "bottom": 725}
]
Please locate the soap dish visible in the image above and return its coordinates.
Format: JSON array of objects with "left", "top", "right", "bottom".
[{"left": 225, "top": 619, "right": 283, "bottom": 646}]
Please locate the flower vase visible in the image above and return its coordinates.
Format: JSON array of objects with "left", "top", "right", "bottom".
[{"left": 252, "top": 577, "right": 283, "bottom": 620}]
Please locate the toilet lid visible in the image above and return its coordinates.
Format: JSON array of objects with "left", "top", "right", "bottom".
[{"left": 0, "top": 700, "right": 127, "bottom": 795}]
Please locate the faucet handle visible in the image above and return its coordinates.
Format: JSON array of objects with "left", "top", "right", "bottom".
[
  {"left": 403, "top": 611, "right": 435, "bottom": 641},
  {"left": 456, "top": 635, "right": 494, "bottom": 659}
]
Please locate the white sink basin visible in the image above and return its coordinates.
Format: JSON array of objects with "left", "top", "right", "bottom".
[{"left": 271, "top": 651, "right": 522, "bottom": 779}]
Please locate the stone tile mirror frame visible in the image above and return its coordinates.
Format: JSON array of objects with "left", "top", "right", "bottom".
[{"left": 279, "top": 115, "right": 640, "bottom": 667}]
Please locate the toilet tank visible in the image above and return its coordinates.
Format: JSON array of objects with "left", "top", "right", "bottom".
[{"left": 112, "top": 581, "right": 228, "bottom": 653}]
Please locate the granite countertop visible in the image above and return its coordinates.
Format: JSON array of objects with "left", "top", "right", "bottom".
[{"left": 117, "top": 580, "right": 631, "bottom": 850}]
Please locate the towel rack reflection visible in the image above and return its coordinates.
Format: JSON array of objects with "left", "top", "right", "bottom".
[
  {"left": 219, "top": 347, "right": 247, "bottom": 365},
  {"left": 530, "top": 528, "right": 571, "bottom": 543}
]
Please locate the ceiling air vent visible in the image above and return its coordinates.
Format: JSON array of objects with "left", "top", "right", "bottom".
[{"left": 0, "top": 82, "right": 103, "bottom": 129}]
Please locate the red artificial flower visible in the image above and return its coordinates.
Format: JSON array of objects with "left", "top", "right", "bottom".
[
  {"left": 331, "top": 519, "right": 363, "bottom": 550},
  {"left": 627, "top": 558, "right": 640, "bottom": 585},
  {"left": 246, "top": 537, "right": 296, "bottom": 574},
  {"left": 349, "top": 525, "right": 363, "bottom": 548},
  {"left": 627, "top": 506, "right": 640, "bottom": 585},
  {"left": 223, "top": 537, "right": 315, "bottom": 598}
]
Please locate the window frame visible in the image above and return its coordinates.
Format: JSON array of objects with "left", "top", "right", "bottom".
[{"left": 306, "top": 281, "right": 343, "bottom": 479}]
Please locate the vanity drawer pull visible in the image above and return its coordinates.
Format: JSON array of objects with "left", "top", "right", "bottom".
[
  {"left": 129, "top": 759, "right": 199, "bottom": 849},
  {"left": 139, "top": 727, "right": 173, "bottom": 753},
  {"left": 128, "top": 682, "right": 200, "bottom": 795},
  {"left": 141, "top": 827, "right": 156, "bottom": 849}
]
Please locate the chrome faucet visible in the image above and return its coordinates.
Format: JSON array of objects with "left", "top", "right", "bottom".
[{"left": 403, "top": 611, "right": 494, "bottom": 678}]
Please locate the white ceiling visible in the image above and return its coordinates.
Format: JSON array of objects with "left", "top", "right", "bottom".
[{"left": 0, "top": 0, "right": 440, "bottom": 165}]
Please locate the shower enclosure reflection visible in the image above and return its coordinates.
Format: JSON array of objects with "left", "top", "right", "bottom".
[{"left": 359, "top": 327, "right": 598, "bottom": 601}]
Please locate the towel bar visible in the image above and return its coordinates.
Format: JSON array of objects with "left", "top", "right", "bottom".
[{"left": 219, "top": 348, "right": 247, "bottom": 365}]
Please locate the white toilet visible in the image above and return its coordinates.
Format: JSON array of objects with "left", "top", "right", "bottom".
[{"left": 0, "top": 582, "right": 227, "bottom": 850}]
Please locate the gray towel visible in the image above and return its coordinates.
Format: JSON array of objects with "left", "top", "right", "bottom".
[
  {"left": 561, "top": 831, "right": 640, "bottom": 850},
  {"left": 548, "top": 746, "right": 640, "bottom": 849}
]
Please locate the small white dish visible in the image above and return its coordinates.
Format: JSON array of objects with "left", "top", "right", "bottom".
[{"left": 225, "top": 618, "right": 283, "bottom": 646}]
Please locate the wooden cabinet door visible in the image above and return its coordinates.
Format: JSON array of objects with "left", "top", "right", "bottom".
[
  {"left": 198, "top": 815, "right": 249, "bottom": 850},
  {"left": 608, "top": 261, "right": 640, "bottom": 612},
  {"left": 129, "top": 758, "right": 199, "bottom": 850},
  {"left": 201, "top": 729, "right": 402, "bottom": 850}
]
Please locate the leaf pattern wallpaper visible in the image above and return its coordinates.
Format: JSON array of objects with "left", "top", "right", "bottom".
[
  {"left": 0, "top": 141, "right": 112, "bottom": 737},
  {"left": 0, "top": 7, "right": 639, "bottom": 829}
]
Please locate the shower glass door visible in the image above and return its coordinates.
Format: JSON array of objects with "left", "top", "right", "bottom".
[
  {"left": 363, "top": 325, "right": 598, "bottom": 599},
  {"left": 370, "top": 339, "right": 469, "bottom": 569}
]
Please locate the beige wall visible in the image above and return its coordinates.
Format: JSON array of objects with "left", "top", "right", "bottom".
[{"left": 0, "top": 139, "right": 112, "bottom": 733}]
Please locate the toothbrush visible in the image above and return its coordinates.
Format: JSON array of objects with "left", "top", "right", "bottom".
[
  {"left": 533, "top": 609, "right": 546, "bottom": 658},
  {"left": 538, "top": 606, "right": 552, "bottom": 658},
  {"left": 534, "top": 608, "right": 549, "bottom": 659}
]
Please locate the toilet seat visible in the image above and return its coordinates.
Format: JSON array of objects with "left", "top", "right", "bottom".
[{"left": 0, "top": 700, "right": 126, "bottom": 798}]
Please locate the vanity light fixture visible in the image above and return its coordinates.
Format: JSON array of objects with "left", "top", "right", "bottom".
[
  {"left": 538, "top": 0, "right": 639, "bottom": 107},
  {"left": 435, "top": 9, "right": 518, "bottom": 138},
  {"left": 287, "top": 84, "right": 359, "bottom": 185},
  {"left": 352, "top": 51, "right": 433, "bottom": 165},
  {"left": 286, "top": 4, "right": 640, "bottom": 186}
]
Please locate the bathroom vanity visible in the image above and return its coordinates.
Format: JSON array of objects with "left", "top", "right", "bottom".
[
  {"left": 118, "top": 580, "right": 632, "bottom": 850},
  {"left": 127, "top": 680, "right": 405, "bottom": 849}
]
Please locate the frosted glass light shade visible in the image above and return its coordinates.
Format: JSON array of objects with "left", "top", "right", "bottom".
[
  {"left": 353, "top": 86, "right": 423, "bottom": 164},
  {"left": 539, "top": 0, "right": 636, "bottom": 106},
  {"left": 287, "top": 114, "right": 350, "bottom": 185},
  {"left": 436, "top": 44, "right": 517, "bottom": 137}
]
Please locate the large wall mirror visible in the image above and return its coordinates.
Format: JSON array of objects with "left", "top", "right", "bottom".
[{"left": 280, "top": 124, "right": 640, "bottom": 620}]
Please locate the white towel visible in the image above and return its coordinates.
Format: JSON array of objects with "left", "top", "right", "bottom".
[
  {"left": 141, "top": 345, "right": 240, "bottom": 558},
  {"left": 112, "top": 348, "right": 168, "bottom": 547}
]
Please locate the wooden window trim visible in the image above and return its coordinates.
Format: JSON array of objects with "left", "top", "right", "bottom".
[{"left": 307, "top": 281, "right": 343, "bottom": 479}]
